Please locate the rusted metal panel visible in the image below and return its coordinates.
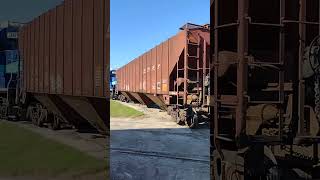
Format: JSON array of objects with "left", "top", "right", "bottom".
[
  {"left": 128, "top": 61, "right": 134, "bottom": 91},
  {"left": 23, "top": 25, "right": 27, "bottom": 91},
  {"left": 39, "top": 15, "right": 45, "bottom": 93},
  {"left": 144, "top": 53, "right": 148, "bottom": 93},
  {"left": 122, "top": 66, "right": 125, "bottom": 91},
  {"left": 34, "top": 18, "right": 40, "bottom": 92},
  {"left": 19, "top": 28, "right": 25, "bottom": 91},
  {"left": 125, "top": 65, "right": 127, "bottom": 91},
  {"left": 127, "top": 63, "right": 130, "bottom": 91},
  {"left": 122, "top": 67, "right": 124, "bottom": 91},
  {"left": 26, "top": 25, "right": 31, "bottom": 92},
  {"left": 119, "top": 67, "right": 122, "bottom": 91},
  {"left": 169, "top": 31, "right": 186, "bottom": 74},
  {"left": 122, "top": 65, "right": 125, "bottom": 91},
  {"left": 146, "top": 51, "right": 151, "bottom": 93},
  {"left": 130, "top": 61, "right": 133, "bottom": 92},
  {"left": 49, "top": 9, "right": 57, "bottom": 94},
  {"left": 127, "top": 62, "right": 130, "bottom": 91},
  {"left": 63, "top": 0, "right": 73, "bottom": 95},
  {"left": 129, "top": 61, "right": 132, "bottom": 92},
  {"left": 151, "top": 48, "right": 157, "bottom": 94},
  {"left": 161, "top": 41, "right": 169, "bottom": 94},
  {"left": 133, "top": 60, "right": 136, "bottom": 92},
  {"left": 72, "top": 0, "right": 82, "bottom": 96},
  {"left": 104, "top": 0, "right": 110, "bottom": 97},
  {"left": 134, "top": 59, "right": 137, "bottom": 92},
  {"left": 44, "top": 13, "right": 51, "bottom": 93},
  {"left": 123, "top": 66, "right": 125, "bottom": 91},
  {"left": 126, "top": 63, "right": 130, "bottom": 91},
  {"left": 156, "top": 45, "right": 162, "bottom": 94},
  {"left": 142, "top": 54, "right": 146, "bottom": 92},
  {"left": 129, "top": 62, "right": 132, "bottom": 91},
  {"left": 93, "top": 0, "right": 104, "bottom": 97},
  {"left": 30, "top": 22, "right": 35, "bottom": 92},
  {"left": 136, "top": 58, "right": 140, "bottom": 92},
  {"left": 139, "top": 56, "right": 143, "bottom": 91},
  {"left": 130, "top": 61, "right": 134, "bottom": 92},
  {"left": 141, "top": 56, "right": 144, "bottom": 92},
  {"left": 82, "top": 0, "right": 94, "bottom": 97},
  {"left": 20, "top": 0, "right": 108, "bottom": 99},
  {"left": 56, "top": 4, "right": 64, "bottom": 94},
  {"left": 131, "top": 61, "right": 134, "bottom": 92},
  {"left": 136, "top": 59, "right": 139, "bottom": 92},
  {"left": 128, "top": 63, "right": 131, "bottom": 91}
]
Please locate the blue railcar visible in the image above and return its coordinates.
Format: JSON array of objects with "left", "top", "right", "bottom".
[
  {"left": 110, "top": 70, "right": 117, "bottom": 91},
  {"left": 0, "top": 26, "right": 19, "bottom": 50},
  {"left": 110, "top": 70, "right": 117, "bottom": 99},
  {"left": 0, "top": 50, "right": 20, "bottom": 89}
]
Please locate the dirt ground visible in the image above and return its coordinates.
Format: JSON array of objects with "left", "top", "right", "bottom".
[
  {"left": 110, "top": 101, "right": 210, "bottom": 180},
  {"left": 0, "top": 120, "right": 108, "bottom": 180}
]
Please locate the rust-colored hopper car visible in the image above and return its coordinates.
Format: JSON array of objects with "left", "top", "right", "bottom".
[
  {"left": 14, "top": 0, "right": 109, "bottom": 135},
  {"left": 116, "top": 23, "right": 210, "bottom": 128}
]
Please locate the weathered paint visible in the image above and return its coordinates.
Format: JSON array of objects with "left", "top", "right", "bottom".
[
  {"left": 117, "top": 28, "right": 210, "bottom": 97},
  {"left": 19, "top": 0, "right": 109, "bottom": 98}
]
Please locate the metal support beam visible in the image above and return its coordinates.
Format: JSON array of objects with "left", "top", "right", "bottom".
[
  {"left": 236, "top": 0, "right": 248, "bottom": 137},
  {"left": 298, "top": 0, "right": 306, "bottom": 135}
]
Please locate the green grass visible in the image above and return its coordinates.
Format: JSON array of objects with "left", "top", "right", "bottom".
[
  {"left": 0, "top": 121, "right": 107, "bottom": 177},
  {"left": 110, "top": 100, "right": 143, "bottom": 117}
]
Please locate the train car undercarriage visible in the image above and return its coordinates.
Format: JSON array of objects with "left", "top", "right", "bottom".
[{"left": 211, "top": 0, "right": 320, "bottom": 179}]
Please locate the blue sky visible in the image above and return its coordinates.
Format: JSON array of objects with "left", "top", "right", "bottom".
[
  {"left": 0, "top": 0, "right": 63, "bottom": 23},
  {"left": 111, "top": 0, "right": 209, "bottom": 69}
]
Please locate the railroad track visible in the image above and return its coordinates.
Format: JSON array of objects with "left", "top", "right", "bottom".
[{"left": 111, "top": 147, "right": 210, "bottom": 163}]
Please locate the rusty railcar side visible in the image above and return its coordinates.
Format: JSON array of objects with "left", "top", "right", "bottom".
[
  {"left": 20, "top": 0, "right": 108, "bottom": 97},
  {"left": 63, "top": 0, "right": 73, "bottom": 96},
  {"left": 49, "top": 9, "right": 57, "bottom": 94},
  {"left": 18, "top": 0, "right": 109, "bottom": 134},
  {"left": 117, "top": 24, "right": 210, "bottom": 127},
  {"left": 72, "top": 0, "right": 82, "bottom": 96},
  {"left": 56, "top": 4, "right": 64, "bottom": 94}
]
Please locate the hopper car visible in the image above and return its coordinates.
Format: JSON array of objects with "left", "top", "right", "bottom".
[
  {"left": 116, "top": 23, "right": 210, "bottom": 128},
  {"left": 0, "top": 0, "right": 110, "bottom": 135},
  {"left": 211, "top": 0, "right": 320, "bottom": 179}
]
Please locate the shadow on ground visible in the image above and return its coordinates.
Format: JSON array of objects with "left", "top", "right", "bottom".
[{"left": 110, "top": 127, "right": 210, "bottom": 180}]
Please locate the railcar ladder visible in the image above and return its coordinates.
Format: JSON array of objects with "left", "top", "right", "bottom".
[
  {"left": 176, "top": 32, "right": 202, "bottom": 107},
  {"left": 213, "top": 0, "right": 286, "bottom": 142}
]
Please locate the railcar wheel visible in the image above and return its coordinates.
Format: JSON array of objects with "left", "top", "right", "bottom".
[
  {"left": 186, "top": 114, "right": 199, "bottom": 128},
  {"left": 212, "top": 156, "right": 223, "bottom": 180},
  {"left": 176, "top": 110, "right": 185, "bottom": 125},
  {"left": 30, "top": 105, "right": 39, "bottom": 125},
  {"left": 51, "top": 115, "right": 61, "bottom": 130},
  {"left": 167, "top": 106, "right": 173, "bottom": 115},
  {"left": 29, "top": 103, "right": 46, "bottom": 127},
  {"left": 224, "top": 163, "right": 244, "bottom": 180},
  {"left": 0, "top": 105, "right": 7, "bottom": 119}
]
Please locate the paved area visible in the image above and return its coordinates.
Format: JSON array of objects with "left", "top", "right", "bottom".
[{"left": 110, "top": 101, "right": 210, "bottom": 180}]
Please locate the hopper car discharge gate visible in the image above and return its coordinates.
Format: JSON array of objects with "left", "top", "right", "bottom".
[
  {"left": 211, "top": 0, "right": 320, "bottom": 179},
  {"left": 116, "top": 23, "right": 210, "bottom": 128}
]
